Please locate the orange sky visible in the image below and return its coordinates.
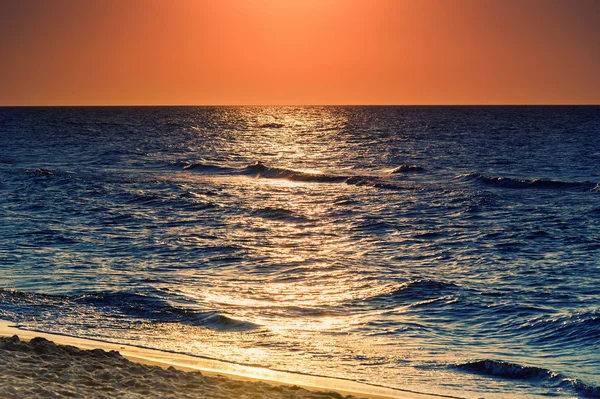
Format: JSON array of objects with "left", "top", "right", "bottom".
[{"left": 1, "top": 0, "right": 599, "bottom": 105}]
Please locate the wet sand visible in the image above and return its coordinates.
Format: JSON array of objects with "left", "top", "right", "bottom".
[{"left": 0, "top": 320, "right": 448, "bottom": 399}]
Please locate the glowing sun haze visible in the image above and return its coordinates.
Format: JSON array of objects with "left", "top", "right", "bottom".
[{"left": 1, "top": 0, "right": 598, "bottom": 105}]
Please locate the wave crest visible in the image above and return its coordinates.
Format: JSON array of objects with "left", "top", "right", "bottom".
[
  {"left": 182, "top": 160, "right": 421, "bottom": 191},
  {"left": 244, "top": 161, "right": 345, "bottom": 183},
  {"left": 243, "top": 162, "right": 415, "bottom": 190},
  {"left": 456, "top": 359, "right": 556, "bottom": 380},
  {"left": 460, "top": 172, "right": 598, "bottom": 191},
  {"left": 391, "top": 164, "right": 424, "bottom": 173},
  {"left": 456, "top": 359, "right": 600, "bottom": 398}
]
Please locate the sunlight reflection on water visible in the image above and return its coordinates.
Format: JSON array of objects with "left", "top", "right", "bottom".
[{"left": 1, "top": 106, "right": 599, "bottom": 398}]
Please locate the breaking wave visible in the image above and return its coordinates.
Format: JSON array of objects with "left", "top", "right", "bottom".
[
  {"left": 456, "top": 359, "right": 558, "bottom": 380},
  {"left": 456, "top": 360, "right": 600, "bottom": 398},
  {"left": 183, "top": 160, "right": 415, "bottom": 190}
]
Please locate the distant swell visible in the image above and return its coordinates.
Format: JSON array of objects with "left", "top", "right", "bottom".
[
  {"left": 461, "top": 172, "right": 598, "bottom": 191},
  {"left": 456, "top": 360, "right": 600, "bottom": 398},
  {"left": 184, "top": 161, "right": 414, "bottom": 190}
]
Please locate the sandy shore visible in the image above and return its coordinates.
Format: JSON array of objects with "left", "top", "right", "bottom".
[
  {"left": 0, "top": 334, "right": 357, "bottom": 399},
  {"left": 0, "top": 320, "right": 449, "bottom": 399}
]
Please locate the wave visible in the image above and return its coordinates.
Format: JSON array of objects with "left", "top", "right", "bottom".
[
  {"left": 100, "top": 149, "right": 149, "bottom": 157},
  {"left": 165, "top": 160, "right": 192, "bottom": 169},
  {"left": 391, "top": 164, "right": 425, "bottom": 173},
  {"left": 113, "top": 189, "right": 217, "bottom": 211},
  {"left": 183, "top": 161, "right": 235, "bottom": 173},
  {"left": 364, "top": 280, "right": 459, "bottom": 307},
  {"left": 250, "top": 206, "right": 311, "bottom": 222},
  {"left": 178, "top": 191, "right": 218, "bottom": 209},
  {"left": 183, "top": 160, "right": 415, "bottom": 191},
  {"left": 0, "top": 289, "right": 257, "bottom": 332},
  {"left": 564, "top": 379, "right": 600, "bottom": 398},
  {"left": 125, "top": 193, "right": 163, "bottom": 206},
  {"left": 344, "top": 176, "right": 412, "bottom": 190},
  {"left": 520, "top": 310, "right": 600, "bottom": 346},
  {"left": 243, "top": 161, "right": 346, "bottom": 183},
  {"left": 456, "top": 359, "right": 557, "bottom": 380},
  {"left": 460, "top": 172, "right": 598, "bottom": 191},
  {"left": 25, "top": 168, "right": 56, "bottom": 177},
  {"left": 413, "top": 231, "right": 444, "bottom": 239},
  {"left": 63, "top": 120, "right": 132, "bottom": 127},
  {"left": 257, "top": 122, "right": 285, "bottom": 129},
  {"left": 456, "top": 360, "right": 600, "bottom": 398},
  {"left": 387, "top": 280, "right": 459, "bottom": 301},
  {"left": 76, "top": 292, "right": 258, "bottom": 331}
]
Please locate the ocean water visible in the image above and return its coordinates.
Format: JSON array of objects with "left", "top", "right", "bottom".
[{"left": 0, "top": 106, "right": 599, "bottom": 398}]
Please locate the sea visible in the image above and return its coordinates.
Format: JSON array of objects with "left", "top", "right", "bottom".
[{"left": 0, "top": 106, "right": 599, "bottom": 398}]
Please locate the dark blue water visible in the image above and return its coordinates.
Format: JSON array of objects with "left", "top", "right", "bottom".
[{"left": 1, "top": 106, "right": 599, "bottom": 398}]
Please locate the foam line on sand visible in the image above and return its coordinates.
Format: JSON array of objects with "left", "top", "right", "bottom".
[{"left": 0, "top": 320, "right": 455, "bottom": 399}]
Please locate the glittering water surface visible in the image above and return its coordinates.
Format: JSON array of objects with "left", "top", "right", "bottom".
[{"left": 1, "top": 106, "right": 599, "bottom": 398}]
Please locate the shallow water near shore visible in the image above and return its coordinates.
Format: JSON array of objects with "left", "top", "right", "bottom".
[{"left": 1, "top": 106, "right": 599, "bottom": 398}]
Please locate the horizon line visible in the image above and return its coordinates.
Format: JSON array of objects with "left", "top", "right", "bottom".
[{"left": 1, "top": 103, "right": 599, "bottom": 107}]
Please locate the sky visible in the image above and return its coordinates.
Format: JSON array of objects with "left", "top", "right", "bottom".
[{"left": 0, "top": 0, "right": 599, "bottom": 105}]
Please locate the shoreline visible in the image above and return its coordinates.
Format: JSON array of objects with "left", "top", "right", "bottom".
[{"left": 0, "top": 319, "right": 453, "bottom": 399}]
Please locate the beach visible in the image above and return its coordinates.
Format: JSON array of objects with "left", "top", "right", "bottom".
[{"left": 0, "top": 320, "right": 442, "bottom": 399}]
